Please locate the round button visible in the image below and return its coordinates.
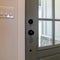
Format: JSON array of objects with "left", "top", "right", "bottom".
[
  {"left": 28, "top": 30, "right": 34, "bottom": 35},
  {"left": 28, "top": 19, "right": 33, "bottom": 24}
]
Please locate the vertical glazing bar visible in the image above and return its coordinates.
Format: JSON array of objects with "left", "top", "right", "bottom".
[
  {"left": 52, "top": 0, "right": 55, "bottom": 45},
  {"left": 42, "top": 21, "right": 44, "bottom": 34}
]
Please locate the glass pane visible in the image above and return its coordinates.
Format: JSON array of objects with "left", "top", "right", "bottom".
[
  {"left": 38, "top": 20, "right": 52, "bottom": 47},
  {"left": 55, "top": 0, "right": 60, "bottom": 19},
  {"left": 55, "top": 22, "right": 60, "bottom": 44},
  {"left": 38, "top": 0, "right": 52, "bottom": 19}
]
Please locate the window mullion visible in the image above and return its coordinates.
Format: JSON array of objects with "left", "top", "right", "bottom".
[{"left": 52, "top": 0, "right": 55, "bottom": 45}]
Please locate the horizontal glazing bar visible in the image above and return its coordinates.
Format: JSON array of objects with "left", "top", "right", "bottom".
[{"left": 38, "top": 18, "right": 60, "bottom": 21}]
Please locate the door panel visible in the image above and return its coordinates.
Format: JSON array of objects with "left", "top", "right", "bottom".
[
  {"left": 40, "top": 54, "right": 60, "bottom": 60},
  {"left": 25, "top": 0, "right": 60, "bottom": 60}
]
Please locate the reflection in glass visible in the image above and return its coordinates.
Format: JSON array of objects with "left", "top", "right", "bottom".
[
  {"left": 38, "top": 21, "right": 52, "bottom": 47},
  {"left": 55, "top": 22, "right": 60, "bottom": 44},
  {"left": 55, "top": 0, "right": 60, "bottom": 19},
  {"left": 38, "top": 0, "right": 52, "bottom": 18}
]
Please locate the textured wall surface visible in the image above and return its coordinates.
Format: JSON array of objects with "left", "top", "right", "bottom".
[{"left": 0, "top": 0, "right": 18, "bottom": 60}]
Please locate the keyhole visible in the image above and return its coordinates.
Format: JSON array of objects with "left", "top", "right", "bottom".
[
  {"left": 28, "top": 30, "right": 34, "bottom": 36},
  {"left": 28, "top": 19, "right": 33, "bottom": 24}
]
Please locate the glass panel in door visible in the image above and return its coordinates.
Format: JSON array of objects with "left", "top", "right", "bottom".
[
  {"left": 38, "top": 21, "right": 53, "bottom": 47},
  {"left": 55, "top": 21, "right": 60, "bottom": 44},
  {"left": 38, "top": 0, "right": 52, "bottom": 19},
  {"left": 55, "top": 0, "right": 60, "bottom": 19}
]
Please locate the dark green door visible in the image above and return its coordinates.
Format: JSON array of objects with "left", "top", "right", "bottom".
[{"left": 25, "top": 0, "right": 60, "bottom": 60}]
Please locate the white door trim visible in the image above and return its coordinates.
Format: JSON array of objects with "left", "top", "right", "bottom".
[{"left": 18, "top": 0, "right": 25, "bottom": 60}]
